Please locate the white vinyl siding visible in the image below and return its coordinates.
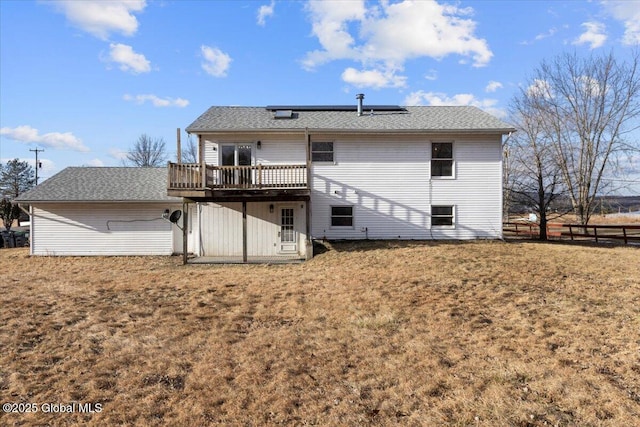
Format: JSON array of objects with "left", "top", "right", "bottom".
[
  {"left": 30, "top": 203, "right": 181, "bottom": 256},
  {"left": 430, "top": 138, "right": 503, "bottom": 239},
  {"left": 256, "top": 138, "right": 306, "bottom": 165},
  {"left": 196, "top": 201, "right": 307, "bottom": 258},
  {"left": 202, "top": 135, "right": 306, "bottom": 166},
  {"left": 204, "top": 140, "right": 218, "bottom": 166},
  {"left": 311, "top": 135, "right": 503, "bottom": 240},
  {"left": 312, "top": 138, "right": 431, "bottom": 240}
]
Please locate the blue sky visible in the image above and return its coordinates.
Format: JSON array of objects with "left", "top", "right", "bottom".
[{"left": 1, "top": 0, "right": 639, "bottom": 193}]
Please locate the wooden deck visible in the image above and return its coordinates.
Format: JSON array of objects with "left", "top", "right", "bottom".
[
  {"left": 168, "top": 163, "right": 308, "bottom": 190},
  {"left": 167, "top": 163, "right": 308, "bottom": 198}
]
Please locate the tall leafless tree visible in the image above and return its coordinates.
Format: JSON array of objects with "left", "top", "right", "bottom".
[
  {"left": 126, "top": 134, "right": 168, "bottom": 167},
  {"left": 522, "top": 50, "right": 640, "bottom": 225},
  {"left": 507, "top": 98, "right": 566, "bottom": 240}
]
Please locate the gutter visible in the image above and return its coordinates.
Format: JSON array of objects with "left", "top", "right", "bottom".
[
  {"left": 194, "top": 128, "right": 517, "bottom": 136},
  {"left": 14, "top": 200, "right": 183, "bottom": 204}
]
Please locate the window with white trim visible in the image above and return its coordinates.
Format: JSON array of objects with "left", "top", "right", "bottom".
[
  {"left": 432, "top": 205, "right": 454, "bottom": 226},
  {"left": 431, "top": 142, "right": 453, "bottom": 177},
  {"left": 311, "top": 142, "right": 334, "bottom": 162},
  {"left": 331, "top": 206, "right": 353, "bottom": 227}
]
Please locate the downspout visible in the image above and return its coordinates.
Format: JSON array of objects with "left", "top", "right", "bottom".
[{"left": 305, "top": 127, "right": 313, "bottom": 259}]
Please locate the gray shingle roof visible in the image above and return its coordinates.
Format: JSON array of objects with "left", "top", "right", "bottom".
[
  {"left": 15, "top": 167, "right": 181, "bottom": 203},
  {"left": 186, "top": 106, "right": 515, "bottom": 133}
]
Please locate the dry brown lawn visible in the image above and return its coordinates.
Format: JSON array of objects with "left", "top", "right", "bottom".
[{"left": 1, "top": 241, "right": 639, "bottom": 426}]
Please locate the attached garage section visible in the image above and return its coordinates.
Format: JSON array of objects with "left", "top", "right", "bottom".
[
  {"left": 30, "top": 203, "right": 182, "bottom": 256},
  {"left": 15, "top": 167, "right": 185, "bottom": 257}
]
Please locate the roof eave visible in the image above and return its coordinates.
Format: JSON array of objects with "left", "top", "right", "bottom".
[
  {"left": 16, "top": 199, "right": 181, "bottom": 204},
  {"left": 186, "top": 127, "right": 516, "bottom": 135}
]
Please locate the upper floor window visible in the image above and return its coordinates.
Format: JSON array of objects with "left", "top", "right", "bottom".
[
  {"left": 431, "top": 142, "right": 453, "bottom": 177},
  {"left": 311, "top": 142, "right": 334, "bottom": 162}
]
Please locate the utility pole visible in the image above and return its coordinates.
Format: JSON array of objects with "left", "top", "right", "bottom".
[{"left": 29, "top": 148, "right": 44, "bottom": 185}]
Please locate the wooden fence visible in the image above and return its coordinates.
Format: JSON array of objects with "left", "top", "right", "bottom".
[{"left": 503, "top": 222, "right": 640, "bottom": 245}]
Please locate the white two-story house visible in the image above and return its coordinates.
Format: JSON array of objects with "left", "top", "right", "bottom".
[
  {"left": 16, "top": 97, "right": 513, "bottom": 261},
  {"left": 169, "top": 96, "right": 515, "bottom": 262}
]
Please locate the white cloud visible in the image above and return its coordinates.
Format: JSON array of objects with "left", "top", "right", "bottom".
[
  {"left": 602, "top": 1, "right": 640, "bottom": 45},
  {"left": 201, "top": 45, "right": 232, "bottom": 77},
  {"left": 0, "top": 125, "right": 89, "bottom": 152},
  {"left": 87, "top": 158, "right": 105, "bottom": 167},
  {"left": 485, "top": 81, "right": 503, "bottom": 93},
  {"left": 424, "top": 69, "right": 438, "bottom": 81},
  {"left": 302, "top": 0, "right": 492, "bottom": 89},
  {"left": 106, "top": 43, "right": 151, "bottom": 74},
  {"left": 573, "top": 21, "right": 607, "bottom": 49},
  {"left": 526, "top": 78, "right": 554, "bottom": 99},
  {"left": 50, "top": 0, "right": 146, "bottom": 40},
  {"left": 302, "top": 0, "right": 366, "bottom": 69},
  {"left": 108, "top": 148, "right": 129, "bottom": 161},
  {"left": 404, "top": 90, "right": 506, "bottom": 118},
  {"left": 257, "top": 1, "right": 275, "bottom": 26},
  {"left": 123, "top": 94, "right": 189, "bottom": 108},
  {"left": 535, "top": 27, "right": 558, "bottom": 41},
  {"left": 341, "top": 67, "right": 406, "bottom": 89}
]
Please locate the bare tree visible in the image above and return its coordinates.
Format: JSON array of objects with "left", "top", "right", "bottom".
[
  {"left": 507, "top": 97, "right": 566, "bottom": 240},
  {"left": 126, "top": 134, "right": 168, "bottom": 167},
  {"left": 524, "top": 50, "right": 640, "bottom": 225},
  {"left": 181, "top": 134, "right": 199, "bottom": 163}
]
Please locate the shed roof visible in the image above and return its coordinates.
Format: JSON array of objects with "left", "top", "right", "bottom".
[
  {"left": 186, "top": 105, "right": 515, "bottom": 134},
  {"left": 15, "top": 167, "right": 181, "bottom": 203}
]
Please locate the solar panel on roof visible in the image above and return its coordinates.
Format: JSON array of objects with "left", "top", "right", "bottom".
[{"left": 266, "top": 105, "right": 406, "bottom": 112}]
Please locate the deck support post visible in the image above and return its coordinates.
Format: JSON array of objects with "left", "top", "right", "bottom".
[
  {"left": 242, "top": 201, "right": 247, "bottom": 263},
  {"left": 182, "top": 201, "right": 188, "bottom": 265}
]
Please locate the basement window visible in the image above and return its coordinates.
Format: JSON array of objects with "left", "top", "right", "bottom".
[
  {"left": 311, "top": 141, "right": 334, "bottom": 162},
  {"left": 432, "top": 205, "right": 454, "bottom": 226},
  {"left": 331, "top": 206, "right": 353, "bottom": 227}
]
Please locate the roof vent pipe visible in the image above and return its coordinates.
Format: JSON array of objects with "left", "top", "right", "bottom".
[{"left": 356, "top": 93, "right": 364, "bottom": 116}]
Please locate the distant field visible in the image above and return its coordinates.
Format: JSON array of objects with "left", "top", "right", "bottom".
[{"left": 1, "top": 241, "right": 639, "bottom": 426}]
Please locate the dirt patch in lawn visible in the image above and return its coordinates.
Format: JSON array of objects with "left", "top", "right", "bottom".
[{"left": 1, "top": 241, "right": 639, "bottom": 426}]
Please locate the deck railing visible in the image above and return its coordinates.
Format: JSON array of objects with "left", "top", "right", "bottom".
[{"left": 168, "top": 163, "right": 307, "bottom": 190}]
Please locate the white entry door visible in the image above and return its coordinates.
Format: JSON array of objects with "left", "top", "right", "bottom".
[{"left": 278, "top": 207, "right": 298, "bottom": 253}]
